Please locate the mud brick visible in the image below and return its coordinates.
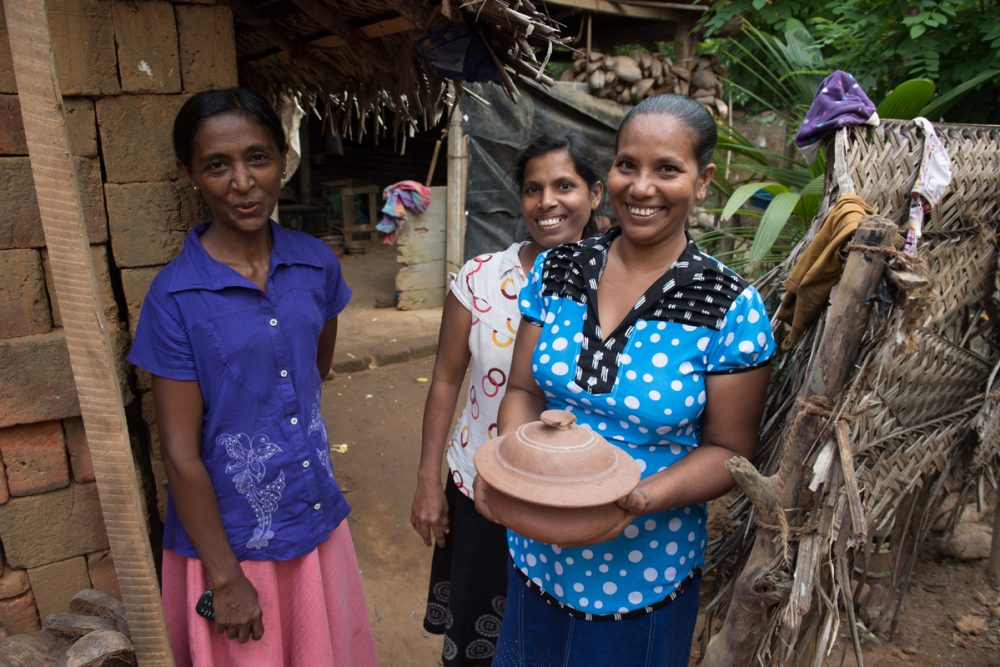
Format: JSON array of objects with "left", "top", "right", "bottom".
[
  {"left": 0, "top": 569, "right": 29, "bottom": 600},
  {"left": 112, "top": 0, "right": 181, "bottom": 94},
  {"left": 0, "top": 483, "right": 108, "bottom": 569},
  {"left": 176, "top": 4, "right": 237, "bottom": 92},
  {"left": 27, "top": 557, "right": 89, "bottom": 619},
  {"left": 96, "top": 95, "right": 188, "bottom": 184},
  {"left": 0, "top": 249, "right": 51, "bottom": 337},
  {"left": 0, "top": 455, "right": 7, "bottom": 504},
  {"left": 0, "top": 156, "right": 109, "bottom": 249},
  {"left": 150, "top": 457, "right": 168, "bottom": 523},
  {"left": 47, "top": 0, "right": 120, "bottom": 96},
  {"left": 0, "top": 422, "right": 69, "bottom": 497},
  {"left": 43, "top": 244, "right": 118, "bottom": 329},
  {"left": 62, "top": 418, "right": 93, "bottom": 483},
  {"left": 0, "top": 95, "right": 25, "bottom": 155},
  {"left": 140, "top": 390, "right": 160, "bottom": 460},
  {"left": 106, "top": 181, "right": 203, "bottom": 267},
  {"left": 64, "top": 98, "right": 98, "bottom": 158},
  {"left": 120, "top": 266, "right": 160, "bottom": 337},
  {"left": 0, "top": 332, "right": 79, "bottom": 429},
  {"left": 0, "top": 592, "right": 39, "bottom": 633},
  {"left": 0, "top": 5, "right": 16, "bottom": 94},
  {"left": 85, "top": 551, "right": 120, "bottom": 599},
  {"left": 0, "top": 630, "right": 69, "bottom": 665}
]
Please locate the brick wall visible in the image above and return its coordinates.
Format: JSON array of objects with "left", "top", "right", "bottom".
[{"left": 0, "top": 0, "right": 236, "bottom": 634}]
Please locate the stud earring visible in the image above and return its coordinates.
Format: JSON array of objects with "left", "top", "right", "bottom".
[{"left": 192, "top": 185, "right": 199, "bottom": 191}]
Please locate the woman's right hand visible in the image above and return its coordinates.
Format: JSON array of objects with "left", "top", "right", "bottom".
[
  {"left": 212, "top": 573, "right": 264, "bottom": 643},
  {"left": 411, "top": 479, "right": 449, "bottom": 548}
]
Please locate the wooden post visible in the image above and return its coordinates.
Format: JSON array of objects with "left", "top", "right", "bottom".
[
  {"left": 4, "top": 1, "right": 174, "bottom": 664},
  {"left": 989, "top": 482, "right": 1000, "bottom": 586},
  {"left": 703, "top": 217, "right": 896, "bottom": 667},
  {"left": 445, "top": 98, "right": 466, "bottom": 276}
]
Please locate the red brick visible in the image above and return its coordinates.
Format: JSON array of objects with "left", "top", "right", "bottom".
[
  {"left": 0, "top": 156, "right": 108, "bottom": 249},
  {"left": 85, "top": 551, "right": 120, "bottom": 599},
  {"left": 62, "top": 418, "right": 93, "bottom": 483},
  {"left": 27, "top": 557, "right": 89, "bottom": 618},
  {"left": 0, "top": 249, "right": 52, "bottom": 337},
  {"left": 121, "top": 266, "right": 160, "bottom": 337},
  {"left": 0, "top": 95, "right": 25, "bottom": 155},
  {"left": 106, "top": 181, "right": 203, "bottom": 267},
  {"left": 0, "top": 5, "right": 16, "bottom": 94},
  {"left": 0, "top": 569, "right": 29, "bottom": 600},
  {"left": 176, "top": 4, "right": 237, "bottom": 92},
  {"left": 43, "top": 244, "right": 118, "bottom": 330},
  {"left": 112, "top": 0, "right": 181, "bottom": 94},
  {"left": 0, "top": 483, "right": 108, "bottom": 569},
  {"left": 0, "top": 332, "right": 79, "bottom": 429},
  {"left": 0, "top": 591, "right": 39, "bottom": 633},
  {"left": 47, "top": 0, "right": 120, "bottom": 96},
  {"left": 96, "top": 95, "right": 188, "bottom": 184},
  {"left": 0, "top": 422, "right": 69, "bottom": 497}
]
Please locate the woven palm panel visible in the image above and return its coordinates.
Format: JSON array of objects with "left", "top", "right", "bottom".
[
  {"left": 916, "top": 227, "right": 998, "bottom": 327},
  {"left": 838, "top": 121, "right": 1000, "bottom": 233},
  {"left": 862, "top": 327, "right": 992, "bottom": 427}
]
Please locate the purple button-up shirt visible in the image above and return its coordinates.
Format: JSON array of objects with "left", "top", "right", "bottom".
[{"left": 128, "top": 221, "right": 352, "bottom": 561}]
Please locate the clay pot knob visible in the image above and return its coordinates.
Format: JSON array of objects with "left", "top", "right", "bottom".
[{"left": 540, "top": 410, "right": 576, "bottom": 430}]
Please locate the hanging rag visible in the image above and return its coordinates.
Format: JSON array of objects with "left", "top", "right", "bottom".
[
  {"left": 378, "top": 180, "right": 432, "bottom": 244},
  {"left": 776, "top": 194, "right": 875, "bottom": 350},
  {"left": 795, "top": 70, "right": 880, "bottom": 163},
  {"left": 904, "top": 117, "right": 953, "bottom": 255}
]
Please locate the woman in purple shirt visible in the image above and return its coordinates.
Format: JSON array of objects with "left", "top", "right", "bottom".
[{"left": 128, "top": 88, "right": 377, "bottom": 666}]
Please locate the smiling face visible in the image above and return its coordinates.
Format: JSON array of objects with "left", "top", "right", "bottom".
[
  {"left": 520, "top": 148, "right": 603, "bottom": 249},
  {"left": 179, "top": 111, "right": 286, "bottom": 236},
  {"left": 607, "top": 113, "right": 714, "bottom": 250}
]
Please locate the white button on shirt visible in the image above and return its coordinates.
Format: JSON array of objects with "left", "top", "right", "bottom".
[
  {"left": 290, "top": 417, "right": 298, "bottom": 425},
  {"left": 269, "top": 318, "right": 278, "bottom": 326}
]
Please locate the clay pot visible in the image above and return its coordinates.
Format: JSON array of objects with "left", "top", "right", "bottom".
[{"left": 475, "top": 410, "right": 641, "bottom": 544}]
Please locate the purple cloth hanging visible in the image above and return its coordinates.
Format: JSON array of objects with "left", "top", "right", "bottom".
[{"left": 795, "top": 70, "right": 878, "bottom": 162}]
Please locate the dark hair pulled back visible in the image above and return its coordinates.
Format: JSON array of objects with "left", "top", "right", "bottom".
[
  {"left": 514, "top": 130, "right": 604, "bottom": 236},
  {"left": 173, "top": 87, "right": 287, "bottom": 167},
  {"left": 616, "top": 94, "right": 717, "bottom": 171}
]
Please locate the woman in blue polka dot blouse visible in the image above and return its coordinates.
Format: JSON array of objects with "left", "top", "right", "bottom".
[{"left": 476, "top": 94, "right": 777, "bottom": 666}]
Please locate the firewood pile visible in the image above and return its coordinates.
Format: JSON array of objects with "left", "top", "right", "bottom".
[{"left": 562, "top": 51, "right": 727, "bottom": 115}]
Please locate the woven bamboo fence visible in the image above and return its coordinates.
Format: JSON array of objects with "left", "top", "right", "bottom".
[{"left": 700, "top": 119, "right": 1000, "bottom": 666}]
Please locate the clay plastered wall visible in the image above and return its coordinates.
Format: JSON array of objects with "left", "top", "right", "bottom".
[{"left": 0, "top": 0, "right": 235, "bottom": 634}]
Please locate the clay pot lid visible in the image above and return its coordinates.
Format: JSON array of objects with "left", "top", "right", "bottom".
[{"left": 474, "top": 410, "right": 640, "bottom": 508}]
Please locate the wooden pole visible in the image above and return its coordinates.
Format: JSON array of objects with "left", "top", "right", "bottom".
[
  {"left": 445, "top": 97, "right": 466, "bottom": 277},
  {"left": 4, "top": 1, "right": 174, "bottom": 664},
  {"left": 703, "top": 217, "right": 896, "bottom": 666}
]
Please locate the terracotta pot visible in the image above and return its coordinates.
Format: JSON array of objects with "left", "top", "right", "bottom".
[
  {"left": 475, "top": 409, "right": 640, "bottom": 508},
  {"left": 484, "top": 486, "right": 627, "bottom": 546}
]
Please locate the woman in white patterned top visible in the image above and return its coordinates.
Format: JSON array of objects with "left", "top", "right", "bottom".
[{"left": 410, "top": 131, "right": 605, "bottom": 667}]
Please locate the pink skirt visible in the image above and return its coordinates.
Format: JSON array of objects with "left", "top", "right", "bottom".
[{"left": 162, "top": 522, "right": 378, "bottom": 667}]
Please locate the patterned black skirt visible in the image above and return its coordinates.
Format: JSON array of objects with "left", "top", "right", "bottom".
[{"left": 424, "top": 475, "right": 509, "bottom": 667}]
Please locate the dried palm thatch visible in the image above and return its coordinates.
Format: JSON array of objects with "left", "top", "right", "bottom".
[
  {"left": 226, "top": 0, "right": 567, "bottom": 140},
  {"left": 701, "top": 120, "right": 1000, "bottom": 666}
]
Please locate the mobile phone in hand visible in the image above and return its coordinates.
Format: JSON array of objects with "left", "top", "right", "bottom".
[{"left": 195, "top": 589, "right": 214, "bottom": 620}]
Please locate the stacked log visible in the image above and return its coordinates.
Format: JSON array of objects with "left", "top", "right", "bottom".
[{"left": 562, "top": 51, "right": 727, "bottom": 115}]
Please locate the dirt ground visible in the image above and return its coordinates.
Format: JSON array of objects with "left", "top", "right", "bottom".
[{"left": 328, "top": 242, "right": 999, "bottom": 666}]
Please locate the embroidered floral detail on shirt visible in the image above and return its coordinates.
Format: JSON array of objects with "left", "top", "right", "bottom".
[
  {"left": 220, "top": 432, "right": 287, "bottom": 550},
  {"left": 307, "top": 395, "right": 335, "bottom": 479}
]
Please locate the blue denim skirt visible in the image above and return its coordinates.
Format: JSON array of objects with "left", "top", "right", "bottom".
[{"left": 492, "top": 561, "right": 700, "bottom": 667}]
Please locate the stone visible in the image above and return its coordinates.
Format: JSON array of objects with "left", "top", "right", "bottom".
[
  {"left": 43, "top": 244, "right": 117, "bottom": 330},
  {"left": 0, "top": 421, "right": 69, "bottom": 497},
  {"left": 62, "top": 418, "right": 93, "bottom": 483},
  {"left": 0, "top": 629, "right": 68, "bottom": 666},
  {"left": 41, "top": 612, "right": 115, "bottom": 640},
  {"left": 372, "top": 341, "right": 412, "bottom": 367},
  {"left": 120, "top": 267, "right": 160, "bottom": 337},
  {"left": 0, "top": 570, "right": 29, "bottom": 600},
  {"left": 111, "top": 0, "right": 181, "bottom": 94},
  {"left": 27, "top": 558, "right": 90, "bottom": 619},
  {"left": 0, "top": 95, "right": 26, "bottom": 155},
  {"left": 176, "top": 4, "right": 238, "bottom": 92},
  {"left": 0, "top": 5, "right": 15, "bottom": 94},
  {"left": 85, "top": 552, "right": 119, "bottom": 600},
  {"left": 0, "top": 157, "right": 108, "bottom": 249},
  {"left": 0, "top": 249, "right": 52, "bottom": 337},
  {"left": 0, "top": 483, "right": 108, "bottom": 569},
  {"left": 954, "top": 613, "right": 988, "bottom": 635},
  {"left": 331, "top": 351, "right": 371, "bottom": 374},
  {"left": 47, "top": 0, "right": 120, "bottom": 96},
  {"left": 0, "top": 592, "right": 39, "bottom": 634},
  {"left": 95, "top": 96, "right": 188, "bottom": 184},
  {"left": 939, "top": 522, "right": 992, "bottom": 560},
  {"left": 0, "top": 332, "right": 79, "bottom": 428},
  {"left": 106, "top": 181, "right": 203, "bottom": 267},
  {"left": 409, "top": 335, "right": 438, "bottom": 360},
  {"left": 54, "top": 629, "right": 135, "bottom": 667},
  {"left": 69, "top": 589, "right": 127, "bottom": 637}
]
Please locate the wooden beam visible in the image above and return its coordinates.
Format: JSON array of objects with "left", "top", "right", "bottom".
[
  {"left": 244, "top": 15, "right": 413, "bottom": 63},
  {"left": 544, "top": 0, "right": 702, "bottom": 22},
  {"left": 3, "top": 0, "right": 174, "bottom": 665}
]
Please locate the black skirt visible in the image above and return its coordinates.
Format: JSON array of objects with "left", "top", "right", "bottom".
[{"left": 424, "top": 475, "right": 509, "bottom": 666}]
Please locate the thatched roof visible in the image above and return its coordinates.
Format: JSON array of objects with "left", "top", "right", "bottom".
[{"left": 227, "top": 0, "right": 568, "bottom": 138}]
